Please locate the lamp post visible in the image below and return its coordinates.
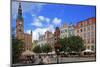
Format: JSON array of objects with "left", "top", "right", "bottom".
[
  {"left": 54, "top": 27, "right": 61, "bottom": 64},
  {"left": 56, "top": 49, "right": 59, "bottom": 64}
]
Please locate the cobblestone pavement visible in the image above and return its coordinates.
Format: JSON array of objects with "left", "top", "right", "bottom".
[
  {"left": 49, "top": 57, "right": 95, "bottom": 63},
  {"left": 13, "top": 57, "right": 95, "bottom": 66}
]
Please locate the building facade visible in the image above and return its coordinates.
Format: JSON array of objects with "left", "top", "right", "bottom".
[
  {"left": 37, "top": 17, "right": 96, "bottom": 52},
  {"left": 60, "top": 23, "right": 69, "bottom": 39},
  {"left": 16, "top": 3, "right": 32, "bottom": 50},
  {"left": 38, "top": 34, "right": 47, "bottom": 47},
  {"left": 68, "top": 23, "right": 75, "bottom": 36},
  {"left": 45, "top": 31, "right": 55, "bottom": 49},
  {"left": 60, "top": 23, "right": 75, "bottom": 38},
  {"left": 37, "top": 31, "right": 55, "bottom": 50},
  {"left": 75, "top": 17, "right": 96, "bottom": 51}
]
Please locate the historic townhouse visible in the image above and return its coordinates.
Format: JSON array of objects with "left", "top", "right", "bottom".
[
  {"left": 37, "top": 31, "right": 54, "bottom": 49},
  {"left": 60, "top": 23, "right": 75, "bottom": 39},
  {"left": 75, "top": 17, "right": 96, "bottom": 51},
  {"left": 60, "top": 23, "right": 69, "bottom": 39}
]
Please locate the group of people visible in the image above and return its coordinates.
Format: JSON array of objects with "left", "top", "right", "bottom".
[
  {"left": 22, "top": 55, "right": 36, "bottom": 64},
  {"left": 22, "top": 55, "right": 54, "bottom": 64},
  {"left": 37, "top": 55, "right": 51, "bottom": 64}
]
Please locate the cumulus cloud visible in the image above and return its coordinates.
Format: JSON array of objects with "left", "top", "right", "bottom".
[
  {"left": 38, "top": 16, "right": 45, "bottom": 21},
  {"left": 31, "top": 16, "right": 50, "bottom": 27},
  {"left": 31, "top": 17, "right": 43, "bottom": 27},
  {"left": 25, "top": 30, "right": 31, "bottom": 34},
  {"left": 52, "top": 17, "right": 62, "bottom": 25},
  {"left": 26, "top": 24, "right": 55, "bottom": 40},
  {"left": 25, "top": 28, "right": 45, "bottom": 40},
  {"left": 45, "top": 18, "right": 50, "bottom": 23},
  {"left": 47, "top": 25, "right": 55, "bottom": 33},
  {"left": 32, "top": 28, "right": 47, "bottom": 40},
  {"left": 38, "top": 16, "right": 50, "bottom": 23},
  {"left": 33, "top": 24, "right": 55, "bottom": 40}
]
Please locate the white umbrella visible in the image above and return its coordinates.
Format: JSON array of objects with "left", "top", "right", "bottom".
[
  {"left": 82, "top": 49, "right": 94, "bottom": 53},
  {"left": 60, "top": 51, "right": 64, "bottom": 53},
  {"left": 22, "top": 50, "right": 35, "bottom": 56},
  {"left": 48, "top": 52, "right": 52, "bottom": 54},
  {"left": 40, "top": 53, "right": 47, "bottom": 55},
  {"left": 48, "top": 51, "right": 56, "bottom": 54}
]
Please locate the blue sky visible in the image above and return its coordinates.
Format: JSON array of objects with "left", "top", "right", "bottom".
[{"left": 12, "top": 1, "right": 96, "bottom": 40}]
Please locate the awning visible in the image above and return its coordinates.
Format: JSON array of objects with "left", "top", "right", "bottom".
[
  {"left": 48, "top": 51, "right": 56, "bottom": 54},
  {"left": 82, "top": 49, "right": 94, "bottom": 53},
  {"left": 22, "top": 50, "right": 36, "bottom": 56}
]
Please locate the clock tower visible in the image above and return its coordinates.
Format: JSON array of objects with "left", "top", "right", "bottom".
[
  {"left": 16, "top": 2, "right": 33, "bottom": 50},
  {"left": 16, "top": 3, "right": 24, "bottom": 40}
]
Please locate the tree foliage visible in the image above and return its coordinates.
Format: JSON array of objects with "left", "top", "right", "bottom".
[
  {"left": 12, "top": 27, "right": 24, "bottom": 64},
  {"left": 59, "top": 37, "right": 68, "bottom": 52},
  {"left": 60, "top": 36, "right": 85, "bottom": 53},
  {"left": 33, "top": 44, "right": 52, "bottom": 53},
  {"left": 33, "top": 45, "right": 42, "bottom": 53},
  {"left": 41, "top": 44, "right": 52, "bottom": 53},
  {"left": 12, "top": 39, "right": 24, "bottom": 64},
  {"left": 67, "top": 36, "right": 85, "bottom": 52}
]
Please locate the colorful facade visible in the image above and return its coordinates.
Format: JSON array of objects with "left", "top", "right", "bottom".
[{"left": 75, "top": 17, "right": 96, "bottom": 51}]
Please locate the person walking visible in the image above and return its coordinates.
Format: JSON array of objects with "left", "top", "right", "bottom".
[{"left": 38, "top": 55, "right": 44, "bottom": 65}]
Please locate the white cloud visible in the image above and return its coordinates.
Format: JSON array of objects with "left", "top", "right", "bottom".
[
  {"left": 38, "top": 16, "right": 45, "bottom": 21},
  {"left": 52, "top": 17, "right": 62, "bottom": 25},
  {"left": 32, "top": 24, "right": 55, "bottom": 40},
  {"left": 31, "top": 20, "right": 43, "bottom": 27},
  {"left": 46, "top": 18, "right": 50, "bottom": 23},
  {"left": 26, "top": 24, "right": 55, "bottom": 40},
  {"left": 25, "top": 30, "right": 31, "bottom": 34},
  {"left": 47, "top": 25, "right": 55, "bottom": 33},
  {"left": 31, "top": 16, "right": 43, "bottom": 27},
  {"left": 32, "top": 28, "right": 48, "bottom": 40},
  {"left": 31, "top": 16, "right": 50, "bottom": 27},
  {"left": 38, "top": 16, "right": 50, "bottom": 23}
]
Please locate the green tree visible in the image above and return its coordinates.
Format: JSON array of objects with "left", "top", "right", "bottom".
[
  {"left": 67, "top": 36, "right": 85, "bottom": 52},
  {"left": 59, "top": 38, "right": 68, "bottom": 52},
  {"left": 41, "top": 44, "right": 52, "bottom": 53},
  {"left": 33, "top": 45, "right": 42, "bottom": 53},
  {"left": 12, "top": 27, "right": 24, "bottom": 64},
  {"left": 12, "top": 39, "right": 24, "bottom": 64}
]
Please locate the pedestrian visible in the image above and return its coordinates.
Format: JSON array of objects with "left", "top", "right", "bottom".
[
  {"left": 38, "top": 56, "right": 44, "bottom": 65},
  {"left": 43, "top": 56, "right": 48, "bottom": 64},
  {"left": 32, "top": 55, "right": 35, "bottom": 63}
]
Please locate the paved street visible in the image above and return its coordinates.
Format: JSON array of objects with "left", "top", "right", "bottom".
[
  {"left": 50, "top": 57, "right": 95, "bottom": 63},
  {"left": 13, "top": 57, "right": 95, "bottom": 66},
  {"left": 33, "top": 57, "right": 95, "bottom": 64}
]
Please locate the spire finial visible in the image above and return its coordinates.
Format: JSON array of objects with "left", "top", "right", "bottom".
[
  {"left": 31, "top": 30, "right": 32, "bottom": 35},
  {"left": 17, "top": 2, "right": 23, "bottom": 21},
  {"left": 19, "top": 2, "right": 21, "bottom": 9}
]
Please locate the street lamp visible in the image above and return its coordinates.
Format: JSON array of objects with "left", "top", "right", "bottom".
[
  {"left": 54, "top": 43, "right": 61, "bottom": 64},
  {"left": 57, "top": 49, "right": 59, "bottom": 63}
]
